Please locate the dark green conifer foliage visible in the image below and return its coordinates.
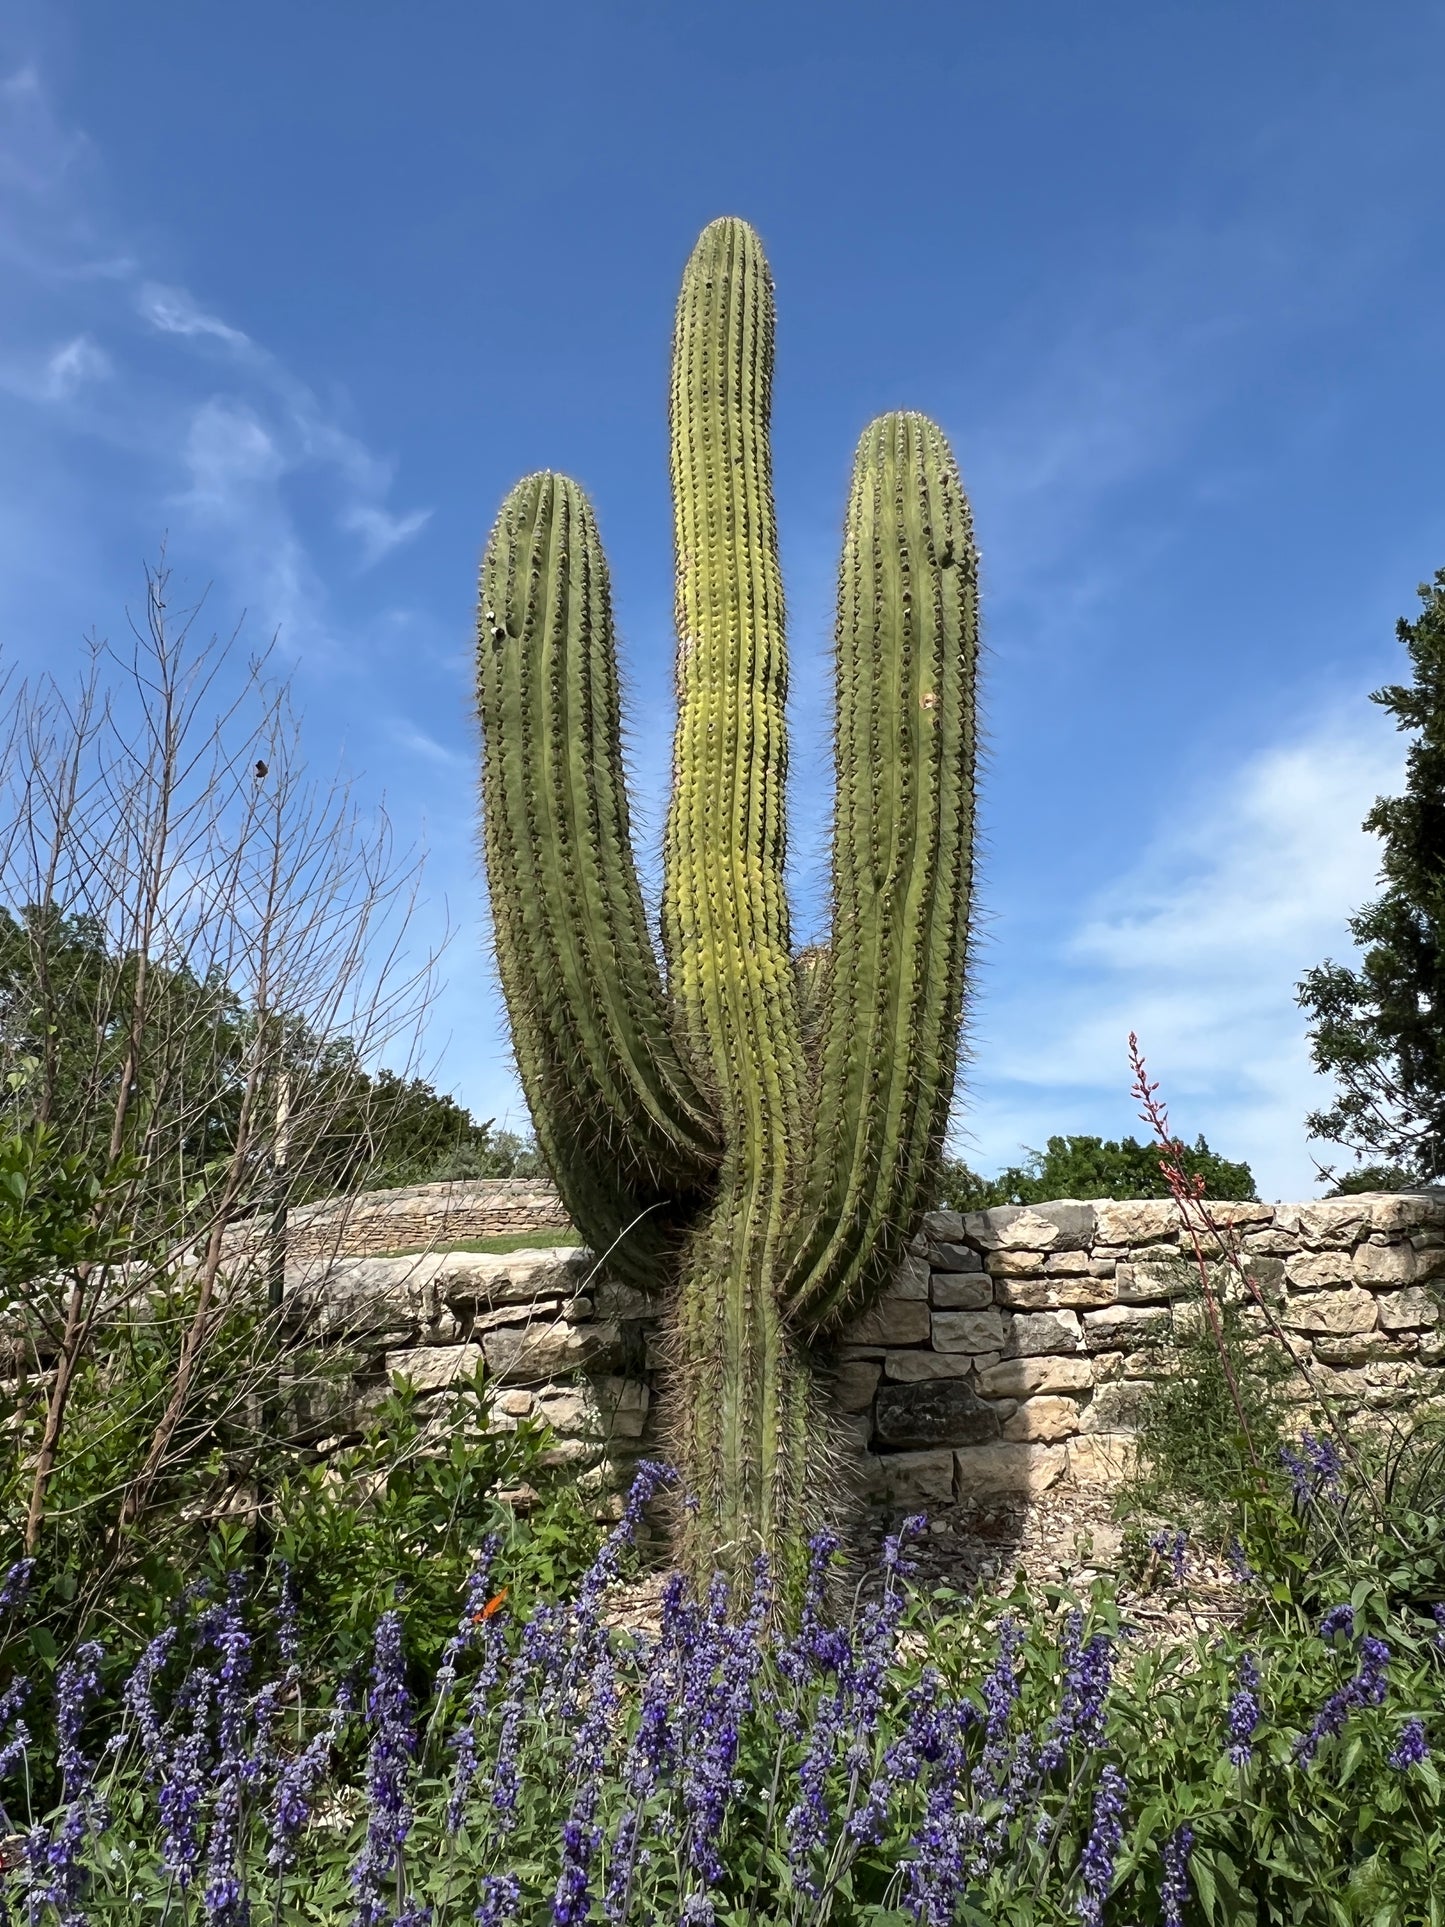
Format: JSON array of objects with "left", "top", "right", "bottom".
[{"left": 1298, "top": 569, "right": 1445, "bottom": 1182}]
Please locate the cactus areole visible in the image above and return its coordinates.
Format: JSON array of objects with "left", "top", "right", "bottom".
[{"left": 477, "top": 217, "right": 978, "bottom": 1584}]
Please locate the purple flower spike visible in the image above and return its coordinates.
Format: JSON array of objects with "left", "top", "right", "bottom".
[
  {"left": 1076, "top": 1763, "right": 1128, "bottom": 1926},
  {"left": 349, "top": 1609, "right": 421, "bottom": 1927},
  {"left": 0, "top": 1561, "right": 35, "bottom": 1614},
  {"left": 1160, "top": 1825, "right": 1195, "bottom": 1927},
  {"left": 475, "top": 1874, "right": 521, "bottom": 1927},
  {"left": 1226, "top": 1653, "right": 1261, "bottom": 1766},
  {"left": 1389, "top": 1718, "right": 1429, "bottom": 1770},
  {"left": 1319, "top": 1604, "right": 1354, "bottom": 1642},
  {"left": 1149, "top": 1529, "right": 1188, "bottom": 1585}
]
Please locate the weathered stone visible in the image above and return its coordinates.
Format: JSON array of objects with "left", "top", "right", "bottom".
[
  {"left": 1001, "top": 1395, "right": 1079, "bottom": 1443},
  {"left": 534, "top": 1389, "right": 591, "bottom": 1431},
  {"left": 1066, "top": 1433, "right": 1137, "bottom": 1484},
  {"left": 1081, "top": 1305, "right": 1171, "bottom": 1351},
  {"left": 954, "top": 1441, "right": 1067, "bottom": 1496},
  {"left": 987, "top": 1249, "right": 1050, "bottom": 1278},
  {"left": 882, "top": 1351, "right": 976, "bottom": 1383},
  {"left": 842, "top": 1298, "right": 931, "bottom": 1347},
  {"left": 591, "top": 1376, "right": 650, "bottom": 1438},
  {"left": 1311, "top": 1330, "right": 1413, "bottom": 1366},
  {"left": 1376, "top": 1286, "right": 1440, "bottom": 1331},
  {"left": 933, "top": 1308, "right": 1008, "bottom": 1353},
  {"left": 865, "top": 1448, "right": 956, "bottom": 1506},
  {"left": 995, "top": 1276, "right": 1115, "bottom": 1312},
  {"left": 1331, "top": 1361, "right": 1424, "bottom": 1406},
  {"left": 1353, "top": 1240, "right": 1419, "bottom": 1288},
  {"left": 891, "top": 1253, "right": 931, "bottom": 1300},
  {"left": 496, "top": 1389, "right": 535, "bottom": 1417},
  {"left": 921, "top": 1209, "right": 966, "bottom": 1243},
  {"left": 964, "top": 1202, "right": 1095, "bottom": 1252},
  {"left": 976, "top": 1355, "right": 1095, "bottom": 1398},
  {"left": 931, "top": 1272, "right": 993, "bottom": 1310},
  {"left": 835, "top": 1412, "right": 874, "bottom": 1455},
  {"left": 831, "top": 1359, "right": 883, "bottom": 1411},
  {"left": 1010, "top": 1310, "right": 1083, "bottom": 1356},
  {"left": 480, "top": 1318, "right": 621, "bottom": 1384},
  {"left": 288, "top": 1256, "right": 433, "bottom": 1344},
  {"left": 1044, "top": 1250, "right": 1091, "bottom": 1275},
  {"left": 592, "top": 1279, "right": 656, "bottom": 1321},
  {"left": 1279, "top": 1289, "right": 1378, "bottom": 1337},
  {"left": 875, "top": 1380, "right": 1000, "bottom": 1448},
  {"left": 1079, "top": 1380, "right": 1149, "bottom": 1434},
  {"left": 1094, "top": 1201, "right": 1181, "bottom": 1246},
  {"left": 384, "top": 1341, "right": 484, "bottom": 1391},
  {"left": 1243, "top": 1228, "right": 1298, "bottom": 1256},
  {"left": 1274, "top": 1200, "right": 1370, "bottom": 1249},
  {"left": 1371, "top": 1191, "right": 1445, "bottom": 1234},
  {"left": 1114, "top": 1263, "right": 1192, "bottom": 1305},
  {"left": 927, "top": 1240, "right": 984, "bottom": 1274}
]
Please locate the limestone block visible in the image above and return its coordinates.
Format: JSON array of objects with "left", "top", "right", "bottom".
[
  {"left": 865, "top": 1448, "right": 956, "bottom": 1506},
  {"left": 1274, "top": 1200, "right": 1370, "bottom": 1249},
  {"left": 1371, "top": 1191, "right": 1445, "bottom": 1234},
  {"left": 921, "top": 1210, "right": 967, "bottom": 1243},
  {"left": 988, "top": 1250, "right": 1050, "bottom": 1278},
  {"left": 954, "top": 1441, "right": 1067, "bottom": 1496},
  {"left": 1079, "top": 1380, "right": 1149, "bottom": 1434},
  {"left": 995, "top": 1276, "right": 1115, "bottom": 1312},
  {"left": 976, "top": 1355, "right": 1095, "bottom": 1399},
  {"left": 591, "top": 1376, "right": 650, "bottom": 1439},
  {"left": 1279, "top": 1289, "right": 1378, "bottom": 1337},
  {"left": 289, "top": 1255, "right": 433, "bottom": 1345},
  {"left": 972, "top": 1352, "right": 1002, "bottom": 1375},
  {"left": 1093, "top": 1351, "right": 1125, "bottom": 1382},
  {"left": 496, "top": 1390, "right": 535, "bottom": 1417},
  {"left": 892, "top": 1253, "right": 932, "bottom": 1300},
  {"left": 882, "top": 1351, "right": 976, "bottom": 1383},
  {"left": 1115, "top": 1263, "right": 1192, "bottom": 1306},
  {"left": 593, "top": 1279, "right": 657, "bottom": 1321},
  {"left": 932, "top": 1272, "right": 993, "bottom": 1310},
  {"left": 927, "top": 1240, "right": 984, "bottom": 1274},
  {"left": 385, "top": 1341, "right": 484, "bottom": 1392},
  {"left": 1312, "top": 1330, "right": 1415, "bottom": 1367},
  {"left": 964, "top": 1202, "right": 1095, "bottom": 1252},
  {"left": 1353, "top": 1239, "right": 1434, "bottom": 1288},
  {"left": 1331, "top": 1361, "right": 1424, "bottom": 1407},
  {"left": 1284, "top": 1250, "right": 1353, "bottom": 1290},
  {"left": 1081, "top": 1305, "right": 1171, "bottom": 1352},
  {"left": 933, "top": 1308, "right": 1008, "bottom": 1353},
  {"left": 875, "top": 1379, "right": 1000, "bottom": 1448},
  {"left": 534, "top": 1389, "right": 591, "bottom": 1432},
  {"left": 842, "top": 1298, "right": 931, "bottom": 1347},
  {"left": 1044, "top": 1251, "right": 1091, "bottom": 1275},
  {"left": 831, "top": 1358, "right": 883, "bottom": 1412},
  {"left": 1010, "top": 1310, "right": 1083, "bottom": 1356},
  {"left": 1001, "top": 1395, "right": 1079, "bottom": 1443},
  {"left": 481, "top": 1318, "right": 621, "bottom": 1385},
  {"left": 1376, "top": 1286, "right": 1440, "bottom": 1332},
  {"left": 1204, "top": 1200, "right": 1276, "bottom": 1227},
  {"left": 433, "top": 1247, "right": 593, "bottom": 1313},
  {"left": 1243, "top": 1228, "right": 1299, "bottom": 1256},
  {"left": 1094, "top": 1201, "right": 1181, "bottom": 1246},
  {"left": 1066, "top": 1433, "right": 1137, "bottom": 1485}
]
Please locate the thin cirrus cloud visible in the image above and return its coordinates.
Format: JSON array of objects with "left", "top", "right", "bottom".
[{"left": 961, "top": 700, "right": 1405, "bottom": 1199}]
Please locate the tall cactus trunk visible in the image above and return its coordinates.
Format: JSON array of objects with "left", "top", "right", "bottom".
[{"left": 476, "top": 215, "right": 979, "bottom": 1591}]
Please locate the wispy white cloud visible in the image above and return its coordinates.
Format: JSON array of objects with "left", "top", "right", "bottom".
[
  {"left": 137, "top": 281, "right": 251, "bottom": 352},
  {"left": 342, "top": 501, "right": 433, "bottom": 565},
  {"left": 392, "top": 721, "right": 463, "bottom": 766},
  {"left": 961, "top": 700, "right": 1406, "bottom": 1199},
  {"left": 42, "top": 332, "right": 110, "bottom": 398}
]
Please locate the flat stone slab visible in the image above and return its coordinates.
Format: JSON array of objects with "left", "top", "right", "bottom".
[{"left": 875, "top": 1379, "right": 1000, "bottom": 1449}]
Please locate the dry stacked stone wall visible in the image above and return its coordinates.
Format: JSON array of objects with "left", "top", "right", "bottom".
[
  {"left": 223, "top": 1178, "right": 570, "bottom": 1264},
  {"left": 271, "top": 1182, "right": 1445, "bottom": 1510}
]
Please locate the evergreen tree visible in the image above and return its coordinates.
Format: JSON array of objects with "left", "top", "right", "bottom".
[
  {"left": 936, "top": 1131, "right": 1256, "bottom": 1212},
  {"left": 1298, "top": 568, "right": 1445, "bottom": 1182}
]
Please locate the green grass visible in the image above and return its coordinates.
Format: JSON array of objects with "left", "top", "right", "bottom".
[{"left": 375, "top": 1229, "right": 584, "bottom": 1258}]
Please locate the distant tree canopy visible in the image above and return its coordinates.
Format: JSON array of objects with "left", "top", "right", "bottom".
[
  {"left": 1298, "top": 567, "right": 1445, "bottom": 1185},
  {"left": 935, "top": 1132, "right": 1257, "bottom": 1214},
  {"left": 0, "top": 904, "right": 541, "bottom": 1207}
]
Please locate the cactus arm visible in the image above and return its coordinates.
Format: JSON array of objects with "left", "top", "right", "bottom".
[
  {"left": 477, "top": 472, "right": 722, "bottom": 1285},
  {"left": 660, "top": 218, "right": 820, "bottom": 1563},
  {"left": 780, "top": 413, "right": 979, "bottom": 1332}
]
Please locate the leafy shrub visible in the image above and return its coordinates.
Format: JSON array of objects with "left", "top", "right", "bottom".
[
  {"left": 0, "top": 1466, "right": 1441, "bottom": 1925},
  {"left": 936, "top": 1135, "right": 1256, "bottom": 1214}
]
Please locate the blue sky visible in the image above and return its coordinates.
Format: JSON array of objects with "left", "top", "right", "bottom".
[{"left": 1, "top": 1, "right": 1442, "bottom": 1199}]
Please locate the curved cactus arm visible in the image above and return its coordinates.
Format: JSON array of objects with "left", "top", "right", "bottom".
[
  {"left": 780, "top": 413, "right": 979, "bottom": 1332},
  {"left": 478, "top": 472, "right": 723, "bottom": 1283}
]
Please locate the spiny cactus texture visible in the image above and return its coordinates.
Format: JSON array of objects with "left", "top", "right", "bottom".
[{"left": 477, "top": 217, "right": 978, "bottom": 1583}]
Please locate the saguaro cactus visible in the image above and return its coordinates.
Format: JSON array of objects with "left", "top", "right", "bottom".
[{"left": 477, "top": 217, "right": 978, "bottom": 1580}]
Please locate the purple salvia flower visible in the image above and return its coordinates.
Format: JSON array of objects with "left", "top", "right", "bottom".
[
  {"left": 1226, "top": 1539, "right": 1255, "bottom": 1584},
  {"left": 435, "top": 1537, "right": 501, "bottom": 1704},
  {"left": 1039, "top": 1613, "right": 1113, "bottom": 1774},
  {"left": 202, "top": 1771, "right": 248, "bottom": 1927},
  {"left": 276, "top": 1563, "right": 301, "bottom": 1675},
  {"left": 122, "top": 1626, "right": 178, "bottom": 1779},
  {"left": 1296, "top": 1637, "right": 1392, "bottom": 1764},
  {"left": 55, "top": 1642, "right": 104, "bottom": 1802},
  {"left": 1227, "top": 1653, "right": 1261, "bottom": 1766},
  {"left": 445, "top": 1612, "right": 507, "bottom": 1835},
  {"left": 349, "top": 1609, "right": 421, "bottom": 1927},
  {"left": 682, "top": 1559, "right": 768, "bottom": 1890},
  {"left": 1389, "top": 1718, "right": 1429, "bottom": 1770},
  {"left": 1149, "top": 1529, "right": 1188, "bottom": 1584},
  {"left": 1319, "top": 1604, "right": 1354, "bottom": 1642},
  {"left": 474, "top": 1874, "right": 520, "bottom": 1927},
  {"left": 1076, "top": 1763, "right": 1128, "bottom": 1926},
  {"left": 268, "top": 1724, "right": 338, "bottom": 1873},
  {"left": 899, "top": 1698, "right": 977, "bottom": 1927},
  {"left": 1433, "top": 1603, "right": 1445, "bottom": 1653},
  {"left": 203, "top": 1573, "right": 253, "bottom": 1774},
  {"left": 1302, "top": 1429, "right": 1345, "bottom": 1495},
  {"left": 1160, "top": 1825, "right": 1194, "bottom": 1927},
  {"left": 159, "top": 1674, "right": 213, "bottom": 1890},
  {"left": 0, "top": 1562, "right": 34, "bottom": 1614}
]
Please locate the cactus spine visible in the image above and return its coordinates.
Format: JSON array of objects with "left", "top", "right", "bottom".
[{"left": 477, "top": 218, "right": 978, "bottom": 1582}]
